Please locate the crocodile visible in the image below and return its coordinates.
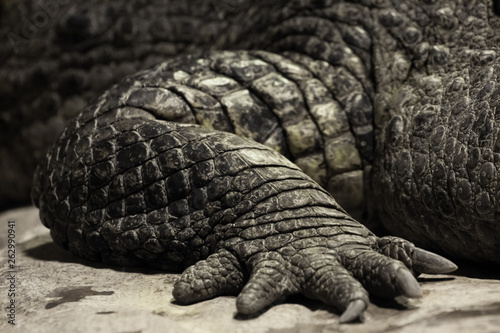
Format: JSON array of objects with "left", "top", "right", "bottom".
[{"left": 26, "top": 0, "right": 500, "bottom": 323}]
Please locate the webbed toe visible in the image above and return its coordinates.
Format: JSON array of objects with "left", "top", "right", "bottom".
[{"left": 377, "top": 236, "right": 458, "bottom": 274}]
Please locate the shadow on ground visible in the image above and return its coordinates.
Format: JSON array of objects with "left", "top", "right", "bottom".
[{"left": 23, "top": 233, "right": 167, "bottom": 275}]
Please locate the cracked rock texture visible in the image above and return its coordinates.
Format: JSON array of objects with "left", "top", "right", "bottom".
[{"left": 1, "top": 206, "right": 499, "bottom": 333}]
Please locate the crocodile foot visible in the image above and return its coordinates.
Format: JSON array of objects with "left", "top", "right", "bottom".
[{"left": 173, "top": 236, "right": 457, "bottom": 323}]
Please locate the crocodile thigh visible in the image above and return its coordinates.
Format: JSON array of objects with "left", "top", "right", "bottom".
[{"left": 373, "top": 59, "right": 500, "bottom": 265}]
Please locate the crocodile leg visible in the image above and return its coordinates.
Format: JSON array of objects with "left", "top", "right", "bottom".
[{"left": 30, "top": 47, "right": 459, "bottom": 323}]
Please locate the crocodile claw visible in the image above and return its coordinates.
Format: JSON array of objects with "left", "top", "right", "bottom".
[
  {"left": 395, "top": 268, "right": 423, "bottom": 298},
  {"left": 412, "top": 248, "right": 458, "bottom": 274},
  {"left": 377, "top": 236, "right": 458, "bottom": 275},
  {"left": 339, "top": 299, "right": 367, "bottom": 323}
]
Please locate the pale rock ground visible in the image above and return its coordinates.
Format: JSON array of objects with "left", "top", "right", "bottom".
[{"left": 1, "top": 206, "right": 499, "bottom": 333}]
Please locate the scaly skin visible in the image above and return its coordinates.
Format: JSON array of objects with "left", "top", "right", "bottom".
[
  {"left": 32, "top": 50, "right": 457, "bottom": 323},
  {"left": 26, "top": 0, "right": 500, "bottom": 323},
  {"left": 370, "top": 0, "right": 500, "bottom": 264},
  {"left": 0, "top": 0, "right": 243, "bottom": 209}
]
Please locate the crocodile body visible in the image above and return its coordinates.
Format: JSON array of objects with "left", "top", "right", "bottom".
[
  {"left": 23, "top": 0, "right": 500, "bottom": 323},
  {"left": 32, "top": 49, "right": 456, "bottom": 322},
  {"left": 0, "top": 0, "right": 243, "bottom": 209}
]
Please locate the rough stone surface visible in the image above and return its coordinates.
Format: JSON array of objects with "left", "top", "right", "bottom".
[{"left": 1, "top": 207, "right": 500, "bottom": 332}]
